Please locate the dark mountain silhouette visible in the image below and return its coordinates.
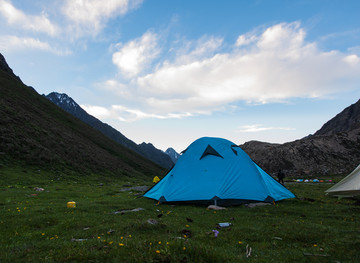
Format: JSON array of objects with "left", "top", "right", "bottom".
[
  {"left": 45, "top": 92, "right": 174, "bottom": 169},
  {"left": 241, "top": 99, "right": 360, "bottom": 177},
  {"left": 0, "top": 53, "right": 22, "bottom": 83},
  {"left": 0, "top": 53, "right": 164, "bottom": 178}
]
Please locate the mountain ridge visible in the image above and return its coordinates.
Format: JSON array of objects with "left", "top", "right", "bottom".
[
  {"left": 314, "top": 99, "right": 360, "bottom": 136},
  {"left": 45, "top": 92, "right": 174, "bottom": 169},
  {"left": 241, "top": 99, "right": 360, "bottom": 177},
  {"left": 165, "top": 147, "right": 180, "bottom": 164}
]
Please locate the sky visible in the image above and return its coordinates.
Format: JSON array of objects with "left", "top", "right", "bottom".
[{"left": 1, "top": 0, "right": 360, "bottom": 153}]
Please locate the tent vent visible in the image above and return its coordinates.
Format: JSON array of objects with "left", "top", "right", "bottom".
[
  {"left": 200, "top": 145, "right": 223, "bottom": 160},
  {"left": 231, "top": 148, "right": 238, "bottom": 155},
  {"left": 231, "top": 144, "right": 240, "bottom": 155}
]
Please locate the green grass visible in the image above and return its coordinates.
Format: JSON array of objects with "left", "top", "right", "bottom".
[{"left": 1, "top": 166, "right": 359, "bottom": 262}]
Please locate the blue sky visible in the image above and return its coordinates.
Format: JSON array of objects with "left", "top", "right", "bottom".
[{"left": 1, "top": 0, "right": 360, "bottom": 152}]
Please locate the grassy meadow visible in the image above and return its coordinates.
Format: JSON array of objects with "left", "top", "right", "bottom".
[{"left": 1, "top": 166, "right": 359, "bottom": 262}]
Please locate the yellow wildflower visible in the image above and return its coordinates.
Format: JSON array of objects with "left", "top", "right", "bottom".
[
  {"left": 119, "top": 243, "right": 124, "bottom": 247},
  {"left": 156, "top": 250, "right": 161, "bottom": 254},
  {"left": 158, "top": 241, "right": 161, "bottom": 245},
  {"left": 183, "top": 247, "right": 186, "bottom": 251}
]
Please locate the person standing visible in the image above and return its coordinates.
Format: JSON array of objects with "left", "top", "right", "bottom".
[{"left": 277, "top": 169, "right": 285, "bottom": 185}]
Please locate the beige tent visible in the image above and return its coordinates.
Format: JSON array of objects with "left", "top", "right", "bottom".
[{"left": 325, "top": 164, "right": 360, "bottom": 198}]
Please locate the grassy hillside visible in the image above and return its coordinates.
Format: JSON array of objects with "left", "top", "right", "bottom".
[
  {"left": 1, "top": 167, "right": 359, "bottom": 262},
  {"left": 0, "top": 68, "right": 165, "bottom": 178}
]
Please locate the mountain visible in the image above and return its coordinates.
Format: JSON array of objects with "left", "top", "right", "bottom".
[
  {"left": 45, "top": 92, "right": 174, "bottom": 170},
  {"left": 165, "top": 147, "right": 180, "bottom": 164},
  {"left": 0, "top": 53, "right": 165, "bottom": 178},
  {"left": 314, "top": 99, "right": 360, "bottom": 136},
  {"left": 241, "top": 100, "right": 360, "bottom": 177},
  {"left": 0, "top": 53, "right": 22, "bottom": 83}
]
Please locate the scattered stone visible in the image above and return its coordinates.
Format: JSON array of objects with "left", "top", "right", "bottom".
[
  {"left": 246, "top": 244, "right": 252, "bottom": 258},
  {"left": 207, "top": 205, "right": 226, "bottom": 210},
  {"left": 113, "top": 208, "right": 145, "bottom": 214},
  {"left": 272, "top": 237, "right": 283, "bottom": 240},
  {"left": 107, "top": 229, "right": 115, "bottom": 234},
  {"left": 71, "top": 238, "right": 88, "bottom": 242},
  {"left": 147, "top": 218, "right": 158, "bottom": 225}
]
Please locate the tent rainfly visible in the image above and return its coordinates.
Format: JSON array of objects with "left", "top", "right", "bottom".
[
  {"left": 325, "top": 164, "right": 360, "bottom": 198},
  {"left": 144, "top": 137, "right": 295, "bottom": 205}
]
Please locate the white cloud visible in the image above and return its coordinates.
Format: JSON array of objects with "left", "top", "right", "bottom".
[
  {"left": 81, "top": 104, "right": 193, "bottom": 122},
  {"left": 237, "top": 124, "right": 295, "bottom": 133},
  {"left": 0, "top": 35, "right": 71, "bottom": 55},
  {"left": 112, "top": 31, "right": 160, "bottom": 77},
  {"left": 173, "top": 36, "right": 224, "bottom": 64},
  {"left": 0, "top": 0, "right": 59, "bottom": 36},
  {"left": 80, "top": 105, "right": 112, "bottom": 119},
  {"left": 98, "top": 79, "right": 132, "bottom": 97},
  {"left": 343, "top": 54, "right": 360, "bottom": 65},
  {"left": 235, "top": 34, "right": 257, "bottom": 47},
  {"left": 100, "top": 22, "right": 360, "bottom": 122},
  {"left": 62, "top": 0, "right": 142, "bottom": 37},
  {"left": 132, "top": 22, "right": 360, "bottom": 114}
]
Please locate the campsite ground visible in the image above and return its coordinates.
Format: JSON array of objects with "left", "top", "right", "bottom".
[{"left": 1, "top": 166, "right": 359, "bottom": 262}]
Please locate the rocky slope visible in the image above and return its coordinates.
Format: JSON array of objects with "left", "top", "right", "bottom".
[
  {"left": 241, "top": 100, "right": 360, "bottom": 177},
  {"left": 165, "top": 147, "right": 180, "bottom": 164},
  {"left": 0, "top": 53, "right": 165, "bottom": 178},
  {"left": 45, "top": 92, "right": 174, "bottom": 169}
]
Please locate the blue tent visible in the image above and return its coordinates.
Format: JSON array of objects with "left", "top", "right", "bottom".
[{"left": 144, "top": 137, "right": 295, "bottom": 205}]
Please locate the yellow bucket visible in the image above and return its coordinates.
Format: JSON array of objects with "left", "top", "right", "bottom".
[{"left": 67, "top": 201, "right": 76, "bottom": 208}]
